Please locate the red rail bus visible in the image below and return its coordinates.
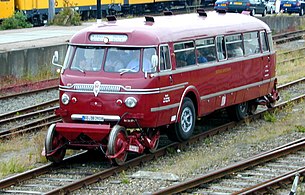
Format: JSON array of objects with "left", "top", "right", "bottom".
[{"left": 45, "top": 10, "right": 279, "bottom": 165}]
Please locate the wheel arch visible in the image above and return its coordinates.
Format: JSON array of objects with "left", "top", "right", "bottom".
[{"left": 175, "top": 85, "right": 200, "bottom": 122}]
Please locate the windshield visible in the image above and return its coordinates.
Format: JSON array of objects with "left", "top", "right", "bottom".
[
  {"left": 67, "top": 46, "right": 157, "bottom": 74},
  {"left": 70, "top": 47, "right": 104, "bottom": 72}
]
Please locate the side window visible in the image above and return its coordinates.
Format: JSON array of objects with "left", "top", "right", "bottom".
[
  {"left": 159, "top": 45, "right": 171, "bottom": 71},
  {"left": 216, "top": 36, "right": 227, "bottom": 61},
  {"left": 195, "top": 38, "right": 216, "bottom": 63},
  {"left": 174, "top": 41, "right": 196, "bottom": 68},
  {"left": 260, "top": 31, "right": 269, "bottom": 52},
  {"left": 226, "top": 34, "right": 244, "bottom": 58},
  {"left": 143, "top": 48, "right": 157, "bottom": 73},
  {"left": 267, "top": 32, "right": 274, "bottom": 52},
  {"left": 243, "top": 31, "right": 260, "bottom": 55}
]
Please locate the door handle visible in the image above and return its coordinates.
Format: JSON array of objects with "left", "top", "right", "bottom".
[{"left": 169, "top": 75, "right": 173, "bottom": 84}]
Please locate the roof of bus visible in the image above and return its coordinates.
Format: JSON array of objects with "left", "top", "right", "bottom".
[{"left": 70, "top": 11, "right": 271, "bottom": 46}]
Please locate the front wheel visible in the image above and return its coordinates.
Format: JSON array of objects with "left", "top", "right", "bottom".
[
  {"left": 107, "top": 125, "right": 128, "bottom": 165},
  {"left": 45, "top": 124, "right": 66, "bottom": 163},
  {"left": 251, "top": 9, "right": 255, "bottom": 16},
  {"left": 300, "top": 8, "right": 304, "bottom": 16},
  {"left": 168, "top": 97, "right": 196, "bottom": 142}
]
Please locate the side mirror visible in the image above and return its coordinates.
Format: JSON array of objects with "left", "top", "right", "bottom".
[{"left": 52, "top": 51, "right": 63, "bottom": 68}]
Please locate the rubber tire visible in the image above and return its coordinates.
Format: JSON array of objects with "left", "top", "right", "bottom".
[
  {"left": 45, "top": 124, "right": 66, "bottom": 163},
  {"left": 172, "top": 97, "right": 196, "bottom": 142},
  {"left": 299, "top": 8, "right": 304, "bottom": 16},
  {"left": 262, "top": 9, "right": 266, "bottom": 17},
  {"left": 251, "top": 9, "right": 255, "bottom": 16},
  {"left": 227, "top": 102, "right": 249, "bottom": 121}
]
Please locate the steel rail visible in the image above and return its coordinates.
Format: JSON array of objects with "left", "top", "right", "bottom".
[
  {"left": 0, "top": 78, "right": 58, "bottom": 100},
  {"left": 0, "top": 99, "right": 58, "bottom": 120},
  {"left": 152, "top": 93, "right": 305, "bottom": 195}
]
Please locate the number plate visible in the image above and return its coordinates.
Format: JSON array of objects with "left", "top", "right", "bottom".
[
  {"left": 284, "top": 3, "right": 291, "bottom": 6},
  {"left": 234, "top": 2, "right": 242, "bottom": 5},
  {"left": 82, "top": 115, "right": 104, "bottom": 122},
  {"left": 221, "top": 3, "right": 227, "bottom": 6}
]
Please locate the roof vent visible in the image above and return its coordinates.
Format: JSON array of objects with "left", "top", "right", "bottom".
[
  {"left": 106, "top": 15, "right": 117, "bottom": 21},
  {"left": 145, "top": 15, "right": 154, "bottom": 22},
  {"left": 163, "top": 11, "right": 173, "bottom": 15},
  {"left": 197, "top": 8, "right": 207, "bottom": 17}
]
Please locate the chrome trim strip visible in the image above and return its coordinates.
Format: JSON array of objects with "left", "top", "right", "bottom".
[
  {"left": 71, "top": 114, "right": 120, "bottom": 121},
  {"left": 200, "top": 78, "right": 275, "bottom": 100},
  {"left": 59, "top": 82, "right": 188, "bottom": 95},
  {"left": 151, "top": 103, "right": 180, "bottom": 112}
]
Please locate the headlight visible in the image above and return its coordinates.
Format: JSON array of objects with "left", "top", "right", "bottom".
[
  {"left": 124, "top": 97, "right": 137, "bottom": 108},
  {"left": 61, "top": 93, "right": 70, "bottom": 105}
]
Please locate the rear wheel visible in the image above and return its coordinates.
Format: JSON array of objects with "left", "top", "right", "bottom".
[
  {"left": 227, "top": 102, "right": 249, "bottom": 121},
  {"left": 45, "top": 124, "right": 66, "bottom": 163},
  {"left": 108, "top": 125, "right": 128, "bottom": 165},
  {"left": 167, "top": 97, "right": 196, "bottom": 142},
  {"left": 262, "top": 8, "right": 267, "bottom": 17}
]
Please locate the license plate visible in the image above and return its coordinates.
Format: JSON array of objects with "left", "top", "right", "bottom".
[
  {"left": 221, "top": 3, "right": 227, "bottom": 6},
  {"left": 234, "top": 2, "right": 242, "bottom": 5},
  {"left": 284, "top": 3, "right": 291, "bottom": 6},
  {"left": 82, "top": 115, "right": 104, "bottom": 121}
]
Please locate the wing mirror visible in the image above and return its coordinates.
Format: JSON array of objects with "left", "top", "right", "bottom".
[{"left": 52, "top": 51, "right": 63, "bottom": 68}]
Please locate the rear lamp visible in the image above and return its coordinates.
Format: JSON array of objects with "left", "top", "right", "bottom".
[
  {"left": 125, "top": 97, "right": 137, "bottom": 108},
  {"left": 61, "top": 93, "right": 70, "bottom": 105}
]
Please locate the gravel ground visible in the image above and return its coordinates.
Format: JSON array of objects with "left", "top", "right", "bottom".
[{"left": 0, "top": 89, "right": 58, "bottom": 115}]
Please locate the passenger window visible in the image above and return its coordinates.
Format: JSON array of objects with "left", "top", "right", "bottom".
[
  {"left": 243, "top": 32, "right": 260, "bottom": 55},
  {"left": 174, "top": 41, "right": 196, "bottom": 68},
  {"left": 226, "top": 34, "right": 244, "bottom": 58},
  {"left": 195, "top": 38, "right": 216, "bottom": 63},
  {"left": 159, "top": 45, "right": 171, "bottom": 71},
  {"left": 216, "top": 36, "right": 227, "bottom": 61},
  {"left": 260, "top": 31, "right": 269, "bottom": 52}
]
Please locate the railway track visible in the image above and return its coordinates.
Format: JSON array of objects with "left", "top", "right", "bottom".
[
  {"left": 273, "top": 29, "right": 305, "bottom": 45},
  {"left": 153, "top": 138, "right": 305, "bottom": 194},
  {"left": 0, "top": 77, "right": 304, "bottom": 194},
  {"left": 0, "top": 78, "right": 58, "bottom": 99}
]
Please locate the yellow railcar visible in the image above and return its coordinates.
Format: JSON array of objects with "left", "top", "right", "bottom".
[
  {"left": 1, "top": 0, "right": 193, "bottom": 26},
  {"left": 0, "top": 0, "right": 14, "bottom": 20}
]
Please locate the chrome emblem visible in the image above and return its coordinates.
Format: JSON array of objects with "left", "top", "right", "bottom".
[{"left": 93, "top": 81, "right": 101, "bottom": 97}]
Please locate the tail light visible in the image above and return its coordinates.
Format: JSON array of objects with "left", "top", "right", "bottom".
[
  {"left": 297, "top": 2, "right": 301, "bottom": 6},
  {"left": 246, "top": 2, "right": 251, "bottom": 6}
]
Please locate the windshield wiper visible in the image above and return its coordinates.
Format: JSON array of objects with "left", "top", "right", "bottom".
[{"left": 119, "top": 66, "right": 138, "bottom": 75}]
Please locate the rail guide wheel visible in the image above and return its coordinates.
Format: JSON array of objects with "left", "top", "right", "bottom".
[
  {"left": 107, "top": 125, "right": 128, "bottom": 165},
  {"left": 45, "top": 124, "right": 66, "bottom": 163}
]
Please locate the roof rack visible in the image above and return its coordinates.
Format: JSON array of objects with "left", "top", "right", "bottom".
[
  {"left": 163, "top": 11, "right": 173, "bottom": 16},
  {"left": 197, "top": 8, "right": 207, "bottom": 17},
  {"left": 106, "top": 15, "right": 117, "bottom": 21},
  {"left": 145, "top": 15, "right": 154, "bottom": 22}
]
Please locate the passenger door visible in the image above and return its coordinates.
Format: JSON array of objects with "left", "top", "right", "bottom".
[{"left": 155, "top": 44, "right": 177, "bottom": 126}]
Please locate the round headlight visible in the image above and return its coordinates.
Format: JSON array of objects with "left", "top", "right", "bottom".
[
  {"left": 61, "top": 93, "right": 70, "bottom": 105},
  {"left": 124, "top": 97, "right": 137, "bottom": 108}
]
